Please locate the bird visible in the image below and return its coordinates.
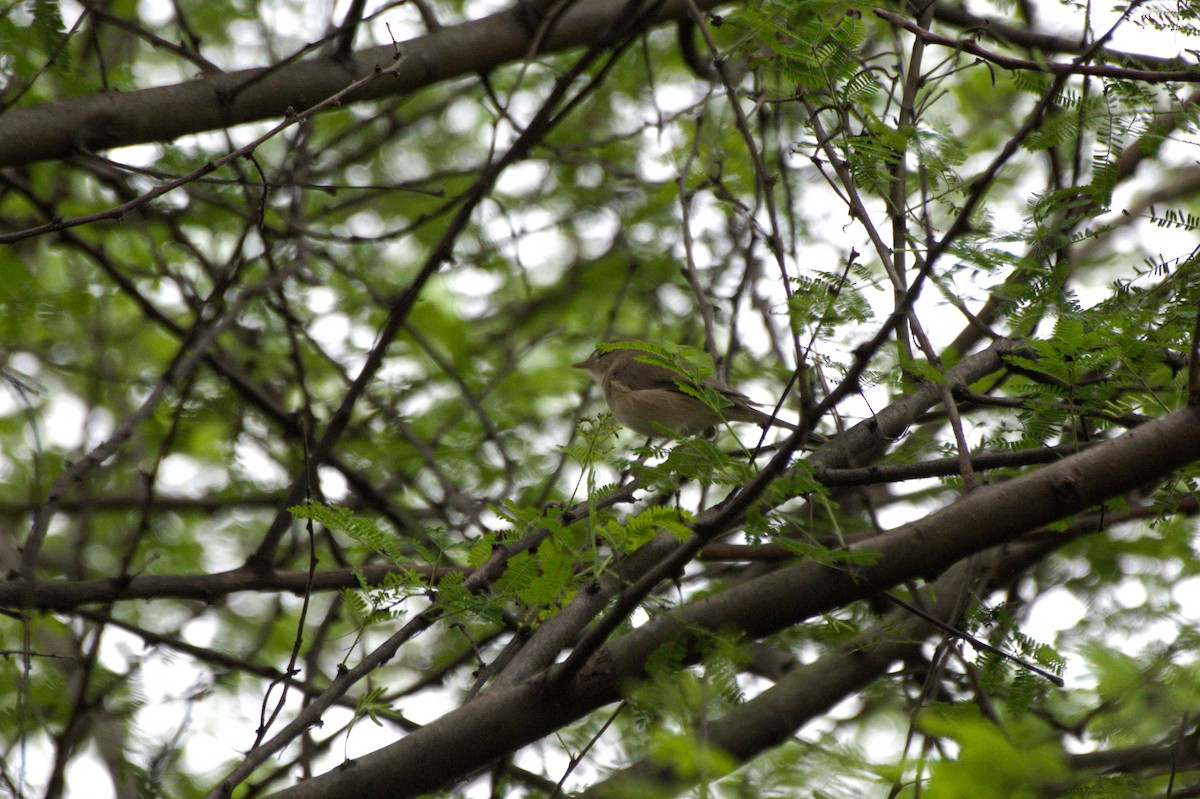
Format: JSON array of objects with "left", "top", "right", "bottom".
[{"left": 572, "top": 343, "right": 800, "bottom": 437}]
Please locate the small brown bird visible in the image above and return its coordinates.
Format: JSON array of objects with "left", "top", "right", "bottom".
[{"left": 572, "top": 344, "right": 799, "bottom": 437}]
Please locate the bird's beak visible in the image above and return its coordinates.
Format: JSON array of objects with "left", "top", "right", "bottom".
[{"left": 572, "top": 352, "right": 598, "bottom": 370}]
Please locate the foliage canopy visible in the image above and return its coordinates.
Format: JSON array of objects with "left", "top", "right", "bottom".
[{"left": 2, "top": 0, "right": 1200, "bottom": 797}]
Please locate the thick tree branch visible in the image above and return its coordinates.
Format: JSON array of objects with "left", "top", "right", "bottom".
[
  {"left": 579, "top": 552, "right": 992, "bottom": 797},
  {"left": 0, "top": 0, "right": 730, "bottom": 168}
]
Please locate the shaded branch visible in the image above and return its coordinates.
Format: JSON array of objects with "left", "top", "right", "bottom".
[
  {"left": 876, "top": 9, "right": 1200, "bottom": 82},
  {"left": 814, "top": 443, "right": 1088, "bottom": 486},
  {"left": 0, "top": 564, "right": 469, "bottom": 612}
]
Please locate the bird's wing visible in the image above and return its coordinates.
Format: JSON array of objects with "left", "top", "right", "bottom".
[
  {"left": 609, "top": 351, "right": 755, "bottom": 408},
  {"left": 608, "top": 355, "right": 686, "bottom": 392},
  {"left": 701, "top": 376, "right": 757, "bottom": 407}
]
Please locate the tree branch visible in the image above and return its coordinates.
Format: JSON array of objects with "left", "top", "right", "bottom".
[{"left": 0, "top": 0, "right": 732, "bottom": 168}]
